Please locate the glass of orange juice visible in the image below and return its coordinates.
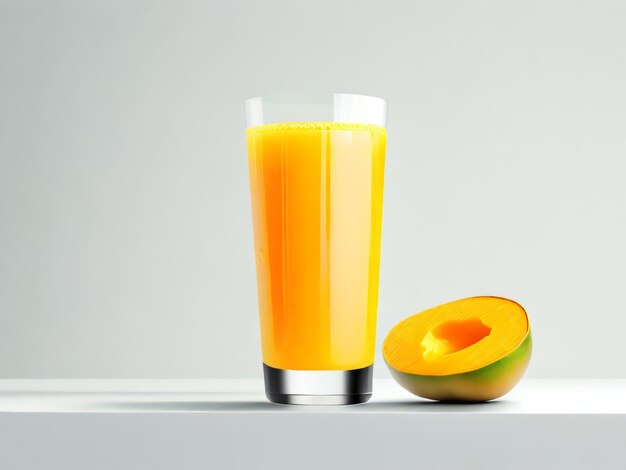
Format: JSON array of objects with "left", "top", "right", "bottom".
[{"left": 245, "top": 94, "right": 387, "bottom": 404}]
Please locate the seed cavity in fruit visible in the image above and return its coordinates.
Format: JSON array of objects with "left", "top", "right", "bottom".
[{"left": 421, "top": 318, "right": 492, "bottom": 362}]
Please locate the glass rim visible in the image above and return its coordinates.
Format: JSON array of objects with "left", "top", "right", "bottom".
[
  {"left": 244, "top": 92, "right": 387, "bottom": 108},
  {"left": 245, "top": 93, "right": 388, "bottom": 128}
]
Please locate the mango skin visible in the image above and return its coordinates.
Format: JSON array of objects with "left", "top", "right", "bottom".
[{"left": 385, "top": 331, "right": 532, "bottom": 402}]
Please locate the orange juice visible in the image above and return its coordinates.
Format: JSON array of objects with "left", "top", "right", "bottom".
[{"left": 246, "top": 122, "right": 386, "bottom": 370}]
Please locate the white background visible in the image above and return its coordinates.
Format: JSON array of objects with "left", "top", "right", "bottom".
[{"left": 1, "top": 0, "right": 624, "bottom": 378}]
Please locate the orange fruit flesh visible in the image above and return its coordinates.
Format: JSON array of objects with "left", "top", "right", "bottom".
[{"left": 383, "top": 297, "right": 529, "bottom": 376}]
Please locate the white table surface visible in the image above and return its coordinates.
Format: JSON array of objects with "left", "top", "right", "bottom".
[{"left": 1, "top": 379, "right": 625, "bottom": 470}]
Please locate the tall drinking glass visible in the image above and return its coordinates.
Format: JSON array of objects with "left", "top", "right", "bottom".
[{"left": 245, "top": 94, "right": 387, "bottom": 404}]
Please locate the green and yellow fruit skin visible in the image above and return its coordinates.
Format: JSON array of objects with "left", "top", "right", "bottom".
[{"left": 385, "top": 331, "right": 532, "bottom": 402}]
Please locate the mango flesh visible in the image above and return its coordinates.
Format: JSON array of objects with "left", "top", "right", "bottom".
[{"left": 383, "top": 296, "right": 531, "bottom": 402}]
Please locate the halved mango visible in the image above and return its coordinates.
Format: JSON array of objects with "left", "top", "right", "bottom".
[{"left": 383, "top": 296, "right": 531, "bottom": 402}]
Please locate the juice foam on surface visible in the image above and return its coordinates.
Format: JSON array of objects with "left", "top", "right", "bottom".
[{"left": 247, "top": 121, "right": 386, "bottom": 134}]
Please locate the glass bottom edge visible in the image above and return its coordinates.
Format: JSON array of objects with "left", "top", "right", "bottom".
[
  {"left": 262, "top": 363, "right": 373, "bottom": 406},
  {"left": 266, "top": 392, "right": 372, "bottom": 405}
]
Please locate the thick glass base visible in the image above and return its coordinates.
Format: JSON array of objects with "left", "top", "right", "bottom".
[{"left": 263, "top": 363, "right": 373, "bottom": 405}]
